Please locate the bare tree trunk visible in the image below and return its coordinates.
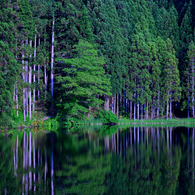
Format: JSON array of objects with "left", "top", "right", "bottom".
[
  {"left": 38, "top": 35, "right": 40, "bottom": 99},
  {"left": 170, "top": 93, "right": 172, "bottom": 120},
  {"left": 16, "top": 82, "right": 18, "bottom": 117},
  {"left": 151, "top": 97, "right": 153, "bottom": 120},
  {"left": 113, "top": 95, "right": 116, "bottom": 114},
  {"left": 167, "top": 91, "right": 169, "bottom": 120},
  {"left": 153, "top": 100, "right": 156, "bottom": 119},
  {"left": 157, "top": 91, "right": 160, "bottom": 119},
  {"left": 134, "top": 101, "right": 136, "bottom": 121},
  {"left": 120, "top": 90, "right": 122, "bottom": 114},
  {"left": 22, "top": 41, "right": 26, "bottom": 122},
  {"left": 112, "top": 96, "right": 114, "bottom": 113},
  {"left": 33, "top": 33, "right": 36, "bottom": 113},
  {"left": 51, "top": 16, "right": 55, "bottom": 102},
  {"left": 117, "top": 93, "right": 119, "bottom": 118},
  {"left": 25, "top": 38, "right": 28, "bottom": 118},
  {"left": 44, "top": 31, "right": 47, "bottom": 99},
  {"left": 107, "top": 97, "right": 109, "bottom": 111},
  {"left": 29, "top": 40, "right": 32, "bottom": 119},
  {"left": 192, "top": 55, "right": 195, "bottom": 117},
  {"left": 130, "top": 100, "right": 132, "bottom": 120},
  {"left": 126, "top": 98, "right": 128, "bottom": 113},
  {"left": 137, "top": 100, "right": 139, "bottom": 120},
  {"left": 146, "top": 99, "right": 148, "bottom": 120}
]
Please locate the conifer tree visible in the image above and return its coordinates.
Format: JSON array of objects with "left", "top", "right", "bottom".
[
  {"left": 0, "top": 0, "right": 19, "bottom": 126},
  {"left": 163, "top": 39, "right": 181, "bottom": 120},
  {"left": 56, "top": 40, "right": 111, "bottom": 119},
  {"left": 187, "top": 41, "right": 195, "bottom": 117}
]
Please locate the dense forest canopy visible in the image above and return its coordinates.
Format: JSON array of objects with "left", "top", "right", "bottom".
[{"left": 0, "top": 0, "right": 195, "bottom": 126}]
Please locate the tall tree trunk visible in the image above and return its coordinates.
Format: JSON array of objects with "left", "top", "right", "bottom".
[
  {"left": 106, "top": 97, "right": 110, "bottom": 111},
  {"left": 170, "top": 93, "right": 172, "bottom": 120},
  {"left": 112, "top": 96, "right": 114, "bottom": 113},
  {"left": 167, "top": 91, "right": 169, "bottom": 120},
  {"left": 130, "top": 100, "right": 132, "bottom": 120},
  {"left": 29, "top": 40, "right": 32, "bottom": 119},
  {"left": 16, "top": 82, "right": 18, "bottom": 117},
  {"left": 38, "top": 35, "right": 40, "bottom": 99},
  {"left": 141, "top": 104, "right": 143, "bottom": 120},
  {"left": 15, "top": 40, "right": 18, "bottom": 117},
  {"left": 192, "top": 55, "right": 194, "bottom": 117},
  {"left": 153, "top": 99, "right": 155, "bottom": 119},
  {"left": 120, "top": 90, "right": 122, "bottom": 115},
  {"left": 33, "top": 33, "right": 36, "bottom": 113},
  {"left": 147, "top": 99, "right": 148, "bottom": 119},
  {"left": 137, "top": 100, "right": 139, "bottom": 120},
  {"left": 134, "top": 101, "right": 136, "bottom": 121},
  {"left": 126, "top": 98, "right": 128, "bottom": 113},
  {"left": 25, "top": 38, "right": 28, "bottom": 118},
  {"left": 151, "top": 97, "right": 153, "bottom": 119},
  {"left": 113, "top": 95, "right": 116, "bottom": 114},
  {"left": 157, "top": 91, "right": 160, "bottom": 119},
  {"left": 22, "top": 41, "right": 26, "bottom": 122},
  {"left": 51, "top": 16, "right": 55, "bottom": 103},
  {"left": 44, "top": 30, "right": 47, "bottom": 99},
  {"left": 188, "top": 92, "right": 189, "bottom": 118},
  {"left": 117, "top": 93, "right": 119, "bottom": 118}
]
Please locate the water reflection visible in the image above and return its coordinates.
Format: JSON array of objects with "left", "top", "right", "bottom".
[{"left": 1, "top": 127, "right": 195, "bottom": 194}]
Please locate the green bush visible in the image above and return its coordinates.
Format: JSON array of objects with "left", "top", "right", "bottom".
[{"left": 99, "top": 110, "right": 119, "bottom": 123}]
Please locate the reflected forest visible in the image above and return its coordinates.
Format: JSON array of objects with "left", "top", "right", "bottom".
[{"left": 1, "top": 127, "right": 195, "bottom": 194}]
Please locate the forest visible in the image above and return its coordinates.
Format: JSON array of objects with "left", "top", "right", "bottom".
[{"left": 1, "top": 0, "right": 195, "bottom": 127}]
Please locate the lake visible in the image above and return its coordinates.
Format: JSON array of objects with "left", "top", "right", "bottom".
[{"left": 1, "top": 126, "right": 195, "bottom": 194}]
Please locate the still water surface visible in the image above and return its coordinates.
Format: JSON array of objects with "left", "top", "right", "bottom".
[{"left": 1, "top": 126, "right": 195, "bottom": 194}]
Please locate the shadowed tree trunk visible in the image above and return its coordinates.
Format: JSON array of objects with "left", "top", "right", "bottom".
[
  {"left": 44, "top": 30, "right": 47, "bottom": 99},
  {"left": 192, "top": 55, "right": 195, "bottom": 117},
  {"left": 117, "top": 93, "right": 119, "bottom": 118},
  {"left": 167, "top": 91, "right": 169, "bottom": 120},
  {"left": 38, "top": 35, "right": 40, "bottom": 99},
  {"left": 33, "top": 33, "right": 36, "bottom": 113},
  {"left": 29, "top": 40, "right": 32, "bottom": 119},
  {"left": 25, "top": 38, "right": 28, "bottom": 118},
  {"left": 170, "top": 93, "right": 172, "bottom": 120},
  {"left": 130, "top": 100, "right": 132, "bottom": 120},
  {"left": 51, "top": 16, "right": 54, "bottom": 102},
  {"left": 22, "top": 41, "right": 26, "bottom": 122}
]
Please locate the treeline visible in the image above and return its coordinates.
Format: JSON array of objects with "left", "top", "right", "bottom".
[{"left": 0, "top": 0, "right": 195, "bottom": 126}]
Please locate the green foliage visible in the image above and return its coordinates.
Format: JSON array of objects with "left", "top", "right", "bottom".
[
  {"left": 98, "top": 110, "right": 119, "bottom": 124},
  {"left": 56, "top": 39, "right": 111, "bottom": 119}
]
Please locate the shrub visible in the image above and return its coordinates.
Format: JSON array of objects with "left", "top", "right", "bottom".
[{"left": 99, "top": 110, "right": 119, "bottom": 123}]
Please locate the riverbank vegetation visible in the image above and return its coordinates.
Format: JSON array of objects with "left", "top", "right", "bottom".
[{"left": 1, "top": 0, "right": 195, "bottom": 128}]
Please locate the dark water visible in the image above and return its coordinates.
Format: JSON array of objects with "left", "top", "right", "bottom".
[{"left": 1, "top": 126, "right": 195, "bottom": 195}]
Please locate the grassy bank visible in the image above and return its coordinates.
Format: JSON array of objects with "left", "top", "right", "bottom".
[
  {"left": 1, "top": 110, "right": 59, "bottom": 131},
  {"left": 117, "top": 118, "right": 195, "bottom": 126}
]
